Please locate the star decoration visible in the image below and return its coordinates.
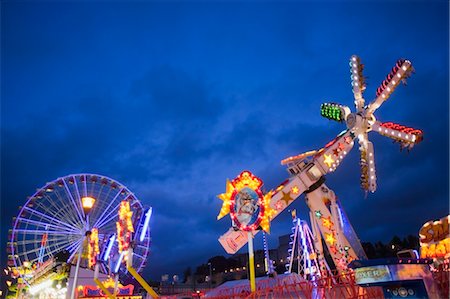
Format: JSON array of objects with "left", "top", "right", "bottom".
[
  {"left": 280, "top": 191, "right": 293, "bottom": 205},
  {"left": 291, "top": 186, "right": 300, "bottom": 195},
  {"left": 275, "top": 200, "right": 284, "bottom": 211},
  {"left": 329, "top": 245, "right": 338, "bottom": 255},
  {"left": 333, "top": 148, "right": 340, "bottom": 156},
  {"left": 338, "top": 142, "right": 346, "bottom": 151},
  {"left": 325, "top": 233, "right": 336, "bottom": 245},
  {"left": 315, "top": 210, "right": 322, "bottom": 218},
  {"left": 260, "top": 191, "right": 275, "bottom": 233},
  {"left": 323, "top": 154, "right": 335, "bottom": 167},
  {"left": 344, "top": 136, "right": 353, "bottom": 144},
  {"left": 217, "top": 179, "right": 234, "bottom": 220},
  {"left": 321, "top": 216, "right": 334, "bottom": 230}
]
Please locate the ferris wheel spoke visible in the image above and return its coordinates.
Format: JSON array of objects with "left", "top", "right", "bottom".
[
  {"left": 51, "top": 190, "right": 85, "bottom": 227},
  {"left": 92, "top": 187, "right": 125, "bottom": 228},
  {"left": 39, "top": 192, "right": 80, "bottom": 228},
  {"left": 63, "top": 178, "right": 85, "bottom": 223},
  {"left": 15, "top": 235, "right": 68, "bottom": 246},
  {"left": 14, "top": 228, "right": 82, "bottom": 236},
  {"left": 95, "top": 203, "right": 122, "bottom": 229},
  {"left": 16, "top": 217, "right": 80, "bottom": 234},
  {"left": 17, "top": 238, "right": 76, "bottom": 258},
  {"left": 22, "top": 206, "right": 79, "bottom": 231}
]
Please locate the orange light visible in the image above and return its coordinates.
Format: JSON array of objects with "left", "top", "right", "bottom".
[{"left": 82, "top": 196, "right": 96, "bottom": 210}]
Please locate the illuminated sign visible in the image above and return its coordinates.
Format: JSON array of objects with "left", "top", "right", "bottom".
[
  {"left": 354, "top": 265, "right": 392, "bottom": 284},
  {"left": 217, "top": 171, "right": 273, "bottom": 232},
  {"left": 79, "top": 277, "right": 138, "bottom": 298},
  {"left": 420, "top": 215, "right": 450, "bottom": 259}
]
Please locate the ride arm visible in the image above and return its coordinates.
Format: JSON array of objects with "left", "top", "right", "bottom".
[
  {"left": 367, "top": 59, "right": 413, "bottom": 115},
  {"left": 372, "top": 121, "right": 423, "bottom": 149},
  {"left": 350, "top": 55, "right": 366, "bottom": 112},
  {"left": 313, "top": 130, "right": 356, "bottom": 174}
]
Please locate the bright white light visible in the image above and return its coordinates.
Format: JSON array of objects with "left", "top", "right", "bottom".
[
  {"left": 355, "top": 82, "right": 359, "bottom": 86},
  {"left": 140, "top": 207, "right": 152, "bottom": 242},
  {"left": 385, "top": 129, "right": 388, "bottom": 133},
  {"left": 29, "top": 279, "right": 53, "bottom": 295},
  {"left": 378, "top": 127, "right": 382, "bottom": 131},
  {"left": 343, "top": 151, "right": 347, "bottom": 155},
  {"left": 398, "top": 133, "right": 401, "bottom": 137},
  {"left": 382, "top": 94, "right": 386, "bottom": 98},
  {"left": 370, "top": 168, "right": 374, "bottom": 172},
  {"left": 369, "top": 153, "right": 373, "bottom": 157},
  {"left": 391, "top": 131, "right": 395, "bottom": 135},
  {"left": 114, "top": 251, "right": 125, "bottom": 273},
  {"left": 412, "top": 135, "right": 416, "bottom": 142},
  {"left": 370, "top": 160, "right": 373, "bottom": 164},
  {"left": 387, "top": 87, "right": 391, "bottom": 92},
  {"left": 352, "top": 57, "right": 357, "bottom": 61},
  {"left": 353, "top": 63, "right": 357, "bottom": 67},
  {"left": 102, "top": 234, "right": 115, "bottom": 261},
  {"left": 406, "top": 135, "right": 409, "bottom": 139},
  {"left": 397, "top": 73, "right": 401, "bottom": 78},
  {"left": 392, "top": 80, "right": 396, "bottom": 84},
  {"left": 402, "top": 65, "right": 407, "bottom": 71},
  {"left": 370, "top": 176, "right": 374, "bottom": 179}
]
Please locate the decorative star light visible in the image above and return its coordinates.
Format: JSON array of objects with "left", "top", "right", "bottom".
[
  {"left": 323, "top": 154, "right": 335, "bottom": 167},
  {"left": 315, "top": 210, "right": 323, "bottom": 218},
  {"left": 217, "top": 179, "right": 234, "bottom": 220},
  {"left": 275, "top": 200, "right": 284, "bottom": 211},
  {"left": 291, "top": 186, "right": 300, "bottom": 195},
  {"left": 322, "top": 216, "right": 334, "bottom": 230},
  {"left": 260, "top": 191, "right": 275, "bottom": 233},
  {"left": 325, "top": 233, "right": 336, "bottom": 245}
]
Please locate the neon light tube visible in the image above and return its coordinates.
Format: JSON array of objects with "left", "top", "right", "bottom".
[
  {"left": 114, "top": 251, "right": 125, "bottom": 273},
  {"left": 102, "top": 234, "right": 115, "bottom": 261},
  {"left": 139, "top": 208, "right": 152, "bottom": 242}
]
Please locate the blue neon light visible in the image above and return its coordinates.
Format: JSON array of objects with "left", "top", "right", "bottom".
[{"left": 139, "top": 207, "right": 152, "bottom": 242}]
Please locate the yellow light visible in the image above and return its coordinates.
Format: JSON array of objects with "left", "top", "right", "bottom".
[
  {"left": 23, "top": 261, "right": 30, "bottom": 268},
  {"left": 232, "top": 171, "right": 263, "bottom": 191},
  {"left": 82, "top": 196, "right": 96, "bottom": 210},
  {"left": 322, "top": 217, "right": 334, "bottom": 230},
  {"left": 217, "top": 179, "right": 234, "bottom": 220},
  {"left": 291, "top": 186, "right": 300, "bottom": 195},
  {"left": 323, "top": 154, "right": 334, "bottom": 167},
  {"left": 325, "top": 233, "right": 336, "bottom": 245}
]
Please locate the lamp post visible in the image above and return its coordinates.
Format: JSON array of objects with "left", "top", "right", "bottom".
[
  {"left": 207, "top": 262, "right": 212, "bottom": 289},
  {"left": 70, "top": 196, "right": 96, "bottom": 299}
]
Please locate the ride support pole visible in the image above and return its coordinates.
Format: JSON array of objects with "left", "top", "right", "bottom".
[{"left": 247, "top": 231, "right": 256, "bottom": 293}]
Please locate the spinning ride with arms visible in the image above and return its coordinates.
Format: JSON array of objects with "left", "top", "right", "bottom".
[
  {"left": 8, "top": 173, "right": 152, "bottom": 283},
  {"left": 218, "top": 55, "right": 423, "bottom": 274}
]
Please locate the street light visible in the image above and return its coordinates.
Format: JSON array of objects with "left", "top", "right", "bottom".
[
  {"left": 70, "top": 196, "right": 96, "bottom": 299},
  {"left": 207, "top": 262, "right": 212, "bottom": 289}
]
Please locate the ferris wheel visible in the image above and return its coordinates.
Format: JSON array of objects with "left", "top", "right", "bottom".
[{"left": 8, "top": 173, "right": 152, "bottom": 282}]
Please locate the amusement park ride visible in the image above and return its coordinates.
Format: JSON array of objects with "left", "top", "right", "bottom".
[
  {"left": 7, "top": 173, "right": 157, "bottom": 298},
  {"left": 218, "top": 55, "right": 423, "bottom": 277}
]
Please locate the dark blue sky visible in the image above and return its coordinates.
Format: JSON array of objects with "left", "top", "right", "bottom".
[{"left": 1, "top": 1, "right": 448, "bottom": 281}]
